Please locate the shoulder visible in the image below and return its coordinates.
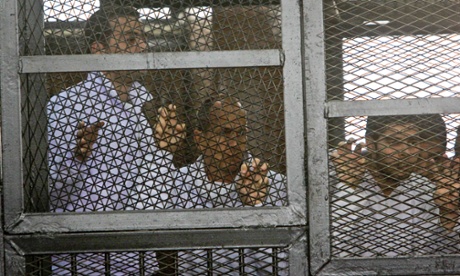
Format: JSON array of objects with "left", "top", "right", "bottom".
[{"left": 49, "top": 78, "right": 92, "bottom": 105}]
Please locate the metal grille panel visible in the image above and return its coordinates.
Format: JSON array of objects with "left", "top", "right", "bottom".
[{"left": 27, "top": 248, "right": 289, "bottom": 275}]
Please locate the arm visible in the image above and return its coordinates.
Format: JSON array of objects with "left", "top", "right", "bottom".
[{"left": 47, "top": 98, "right": 97, "bottom": 212}]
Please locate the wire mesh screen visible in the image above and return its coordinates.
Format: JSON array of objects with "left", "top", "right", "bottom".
[
  {"left": 325, "top": 0, "right": 460, "bottom": 259},
  {"left": 18, "top": 0, "right": 286, "bottom": 212},
  {"left": 27, "top": 248, "right": 289, "bottom": 275},
  {"left": 324, "top": 0, "right": 460, "bottom": 103},
  {"left": 329, "top": 114, "right": 460, "bottom": 257}
]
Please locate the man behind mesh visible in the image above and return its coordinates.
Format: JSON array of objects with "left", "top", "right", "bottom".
[
  {"left": 47, "top": 4, "right": 184, "bottom": 212},
  {"left": 176, "top": 95, "right": 288, "bottom": 274},
  {"left": 47, "top": 5, "right": 184, "bottom": 275},
  {"left": 331, "top": 114, "right": 459, "bottom": 257}
]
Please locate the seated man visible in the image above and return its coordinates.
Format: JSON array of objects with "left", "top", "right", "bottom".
[
  {"left": 330, "top": 114, "right": 459, "bottom": 257},
  {"left": 176, "top": 95, "right": 288, "bottom": 274}
]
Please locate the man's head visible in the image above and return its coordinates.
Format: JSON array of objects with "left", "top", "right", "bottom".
[
  {"left": 194, "top": 96, "right": 248, "bottom": 182},
  {"left": 85, "top": 5, "right": 147, "bottom": 54},
  {"left": 365, "top": 114, "right": 446, "bottom": 181}
]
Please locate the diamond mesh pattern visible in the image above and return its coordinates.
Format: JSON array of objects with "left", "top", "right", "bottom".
[
  {"left": 326, "top": 1, "right": 460, "bottom": 258},
  {"left": 329, "top": 115, "right": 460, "bottom": 257},
  {"left": 29, "top": 248, "right": 288, "bottom": 275},
  {"left": 17, "top": 1, "right": 286, "bottom": 212}
]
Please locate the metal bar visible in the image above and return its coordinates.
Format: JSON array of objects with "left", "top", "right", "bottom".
[
  {"left": 6, "top": 207, "right": 304, "bottom": 234},
  {"left": 23, "top": 0, "right": 50, "bottom": 214},
  {"left": 319, "top": 257, "right": 460, "bottom": 275},
  {"left": 326, "top": 98, "right": 460, "bottom": 118},
  {"left": 207, "top": 250, "right": 213, "bottom": 276},
  {"left": 281, "top": 0, "right": 307, "bottom": 222},
  {"left": 4, "top": 243, "right": 26, "bottom": 275},
  {"left": 238, "top": 249, "right": 245, "bottom": 275},
  {"left": 19, "top": 50, "right": 283, "bottom": 73},
  {"left": 1, "top": 0, "right": 25, "bottom": 227},
  {"left": 288, "top": 232, "right": 309, "bottom": 276},
  {"left": 332, "top": 23, "right": 460, "bottom": 39},
  {"left": 5, "top": 227, "right": 304, "bottom": 254},
  {"left": 303, "top": 0, "right": 331, "bottom": 274},
  {"left": 108, "top": 0, "right": 281, "bottom": 8},
  {"left": 104, "top": 253, "right": 110, "bottom": 276}
]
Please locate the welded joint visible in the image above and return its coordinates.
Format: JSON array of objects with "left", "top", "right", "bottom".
[
  {"left": 5, "top": 214, "right": 70, "bottom": 235},
  {"left": 291, "top": 205, "right": 307, "bottom": 224},
  {"left": 324, "top": 102, "right": 330, "bottom": 118},
  {"left": 5, "top": 239, "right": 25, "bottom": 256},
  {"left": 5, "top": 213, "right": 26, "bottom": 233},
  {"left": 279, "top": 50, "right": 285, "bottom": 66}
]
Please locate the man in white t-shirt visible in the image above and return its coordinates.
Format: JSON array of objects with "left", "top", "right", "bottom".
[{"left": 330, "top": 114, "right": 459, "bottom": 257}]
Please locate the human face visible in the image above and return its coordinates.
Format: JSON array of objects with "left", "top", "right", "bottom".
[
  {"left": 98, "top": 16, "right": 148, "bottom": 82},
  {"left": 368, "top": 123, "right": 422, "bottom": 180},
  {"left": 198, "top": 101, "right": 248, "bottom": 179},
  {"left": 418, "top": 139, "right": 445, "bottom": 161},
  {"left": 105, "top": 16, "right": 147, "bottom": 54}
]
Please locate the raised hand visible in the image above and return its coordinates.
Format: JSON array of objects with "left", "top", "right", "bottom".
[
  {"left": 237, "top": 158, "right": 269, "bottom": 206},
  {"left": 330, "top": 138, "right": 366, "bottom": 189},
  {"left": 432, "top": 156, "right": 460, "bottom": 231},
  {"left": 154, "top": 104, "right": 186, "bottom": 153},
  {"left": 74, "top": 121, "right": 105, "bottom": 162}
]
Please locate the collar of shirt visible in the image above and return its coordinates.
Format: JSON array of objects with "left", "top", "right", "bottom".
[
  {"left": 89, "top": 71, "right": 152, "bottom": 114},
  {"left": 359, "top": 172, "right": 434, "bottom": 198}
]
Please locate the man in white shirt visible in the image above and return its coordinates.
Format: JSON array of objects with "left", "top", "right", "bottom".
[
  {"left": 176, "top": 95, "right": 288, "bottom": 275},
  {"left": 48, "top": 5, "right": 184, "bottom": 213},
  {"left": 47, "top": 5, "right": 184, "bottom": 275},
  {"left": 330, "top": 114, "right": 459, "bottom": 257}
]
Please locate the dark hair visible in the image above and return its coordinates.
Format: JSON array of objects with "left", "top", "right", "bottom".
[
  {"left": 195, "top": 95, "right": 244, "bottom": 132},
  {"left": 84, "top": 5, "right": 140, "bottom": 53},
  {"left": 366, "top": 114, "right": 447, "bottom": 149}
]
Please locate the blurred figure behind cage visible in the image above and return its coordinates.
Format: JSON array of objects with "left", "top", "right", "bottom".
[{"left": 330, "top": 114, "right": 459, "bottom": 257}]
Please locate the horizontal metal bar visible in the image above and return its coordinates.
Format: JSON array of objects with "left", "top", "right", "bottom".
[
  {"left": 326, "top": 98, "right": 460, "bottom": 118},
  {"left": 5, "top": 227, "right": 305, "bottom": 254},
  {"left": 320, "top": 256, "right": 460, "bottom": 275},
  {"left": 108, "top": 0, "right": 281, "bottom": 8},
  {"left": 19, "top": 50, "right": 282, "bottom": 73},
  {"left": 329, "top": 23, "right": 460, "bottom": 39},
  {"left": 6, "top": 207, "right": 306, "bottom": 235}
]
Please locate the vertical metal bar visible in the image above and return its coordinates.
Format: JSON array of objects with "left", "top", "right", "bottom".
[
  {"left": 288, "top": 231, "right": 309, "bottom": 275},
  {"left": 4, "top": 243, "right": 26, "bottom": 275},
  {"left": 104, "top": 253, "right": 110, "bottom": 276},
  {"left": 325, "top": 20, "right": 345, "bottom": 146},
  {"left": 281, "top": 0, "right": 308, "bottom": 273},
  {"left": 71, "top": 254, "right": 77, "bottom": 276},
  {"left": 1, "top": 0, "right": 24, "bottom": 226},
  {"left": 22, "top": 0, "right": 49, "bottom": 213},
  {"left": 238, "top": 249, "right": 245, "bottom": 275},
  {"left": 281, "top": 0, "right": 307, "bottom": 212},
  {"left": 272, "top": 248, "right": 279, "bottom": 276},
  {"left": 206, "top": 250, "right": 213, "bottom": 276},
  {"left": 139, "top": 251, "right": 145, "bottom": 276},
  {"left": 303, "top": 0, "right": 331, "bottom": 274}
]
